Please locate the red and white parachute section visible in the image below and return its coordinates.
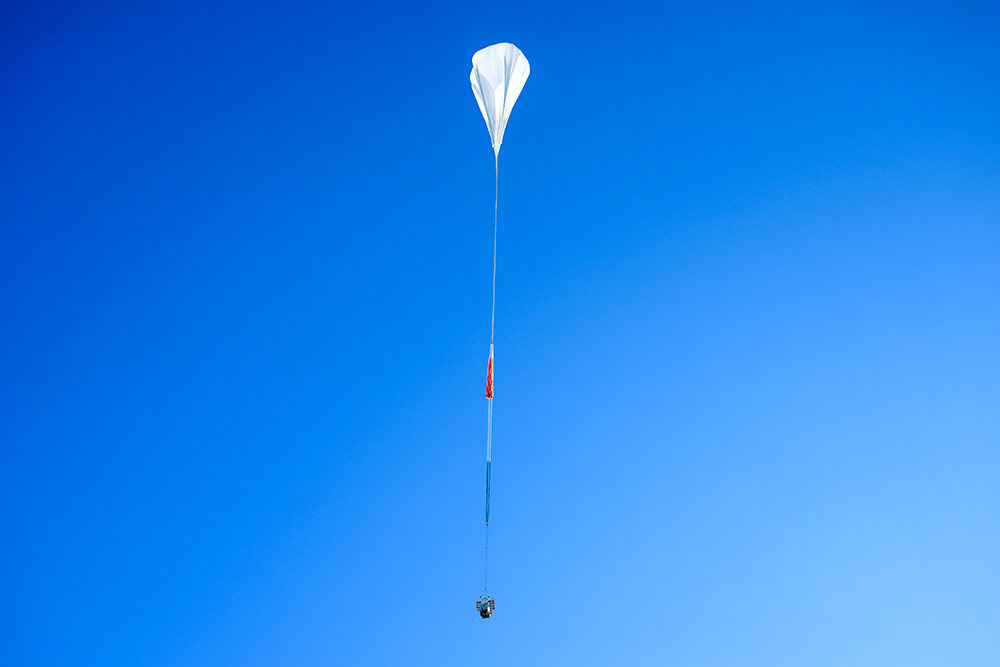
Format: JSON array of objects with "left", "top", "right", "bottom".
[{"left": 470, "top": 42, "right": 529, "bottom": 615}]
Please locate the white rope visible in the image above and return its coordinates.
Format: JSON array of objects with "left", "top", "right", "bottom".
[
  {"left": 484, "top": 153, "right": 498, "bottom": 595},
  {"left": 491, "top": 152, "right": 497, "bottom": 344}
]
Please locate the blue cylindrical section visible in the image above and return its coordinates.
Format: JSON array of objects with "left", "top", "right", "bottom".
[{"left": 485, "top": 461, "right": 491, "bottom": 524}]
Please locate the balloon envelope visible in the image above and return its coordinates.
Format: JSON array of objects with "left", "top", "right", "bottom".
[{"left": 470, "top": 43, "right": 530, "bottom": 156}]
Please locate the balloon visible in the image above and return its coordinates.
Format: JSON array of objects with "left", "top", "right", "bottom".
[{"left": 470, "top": 43, "right": 530, "bottom": 156}]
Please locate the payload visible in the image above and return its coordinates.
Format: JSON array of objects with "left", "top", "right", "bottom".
[{"left": 476, "top": 596, "right": 496, "bottom": 619}]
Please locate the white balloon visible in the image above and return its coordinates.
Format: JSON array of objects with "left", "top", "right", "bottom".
[{"left": 470, "top": 43, "right": 530, "bottom": 156}]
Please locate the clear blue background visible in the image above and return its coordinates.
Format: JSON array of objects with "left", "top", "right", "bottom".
[{"left": 2, "top": 0, "right": 998, "bottom": 664}]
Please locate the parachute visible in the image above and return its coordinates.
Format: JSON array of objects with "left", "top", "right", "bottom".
[
  {"left": 470, "top": 43, "right": 531, "bottom": 157},
  {"left": 470, "top": 42, "right": 529, "bottom": 619}
]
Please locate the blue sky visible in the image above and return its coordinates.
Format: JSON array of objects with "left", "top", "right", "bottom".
[{"left": 2, "top": 0, "right": 998, "bottom": 664}]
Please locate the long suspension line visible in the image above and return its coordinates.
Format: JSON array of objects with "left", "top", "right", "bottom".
[
  {"left": 484, "top": 152, "right": 498, "bottom": 594},
  {"left": 491, "top": 152, "right": 498, "bottom": 343}
]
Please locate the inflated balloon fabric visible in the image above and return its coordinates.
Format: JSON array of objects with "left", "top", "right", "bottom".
[{"left": 470, "top": 43, "right": 530, "bottom": 156}]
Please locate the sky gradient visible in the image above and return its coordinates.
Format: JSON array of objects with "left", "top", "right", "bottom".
[{"left": 2, "top": 0, "right": 998, "bottom": 664}]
